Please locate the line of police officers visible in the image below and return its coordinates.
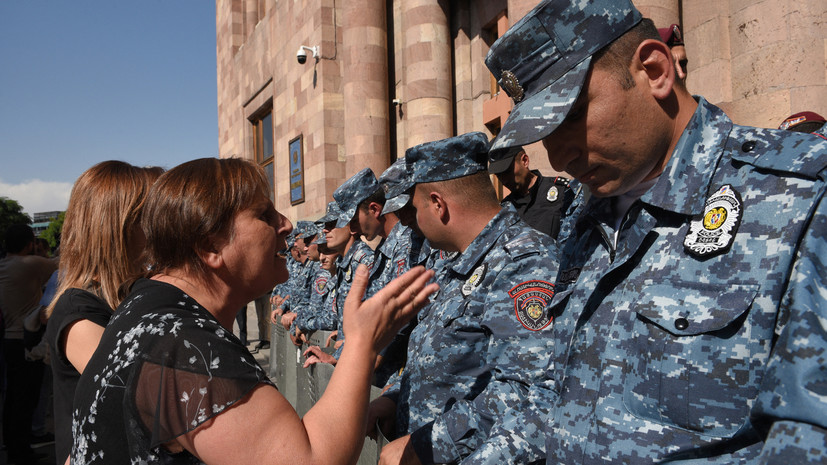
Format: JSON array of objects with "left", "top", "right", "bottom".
[{"left": 267, "top": 0, "right": 827, "bottom": 463}]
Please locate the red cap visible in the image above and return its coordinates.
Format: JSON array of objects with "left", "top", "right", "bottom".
[
  {"left": 779, "top": 111, "right": 827, "bottom": 130},
  {"left": 658, "top": 24, "right": 684, "bottom": 46}
]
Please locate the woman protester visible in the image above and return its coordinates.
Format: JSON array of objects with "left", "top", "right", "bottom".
[
  {"left": 70, "top": 158, "right": 437, "bottom": 465},
  {"left": 45, "top": 160, "right": 162, "bottom": 464}
]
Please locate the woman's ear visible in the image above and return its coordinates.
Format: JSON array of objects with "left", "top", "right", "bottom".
[
  {"left": 196, "top": 238, "right": 224, "bottom": 271},
  {"left": 636, "top": 38, "right": 675, "bottom": 101}
]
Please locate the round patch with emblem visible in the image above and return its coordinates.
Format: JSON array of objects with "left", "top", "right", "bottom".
[
  {"left": 546, "top": 186, "right": 559, "bottom": 202},
  {"left": 461, "top": 263, "right": 487, "bottom": 297},
  {"left": 508, "top": 280, "right": 555, "bottom": 331},
  {"left": 500, "top": 70, "right": 524, "bottom": 103},
  {"left": 684, "top": 184, "right": 743, "bottom": 257},
  {"left": 314, "top": 275, "right": 328, "bottom": 295}
]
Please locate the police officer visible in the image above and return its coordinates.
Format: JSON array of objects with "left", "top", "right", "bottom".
[
  {"left": 369, "top": 132, "right": 560, "bottom": 464},
  {"left": 488, "top": 146, "right": 580, "bottom": 240},
  {"left": 468, "top": 0, "right": 827, "bottom": 463}
]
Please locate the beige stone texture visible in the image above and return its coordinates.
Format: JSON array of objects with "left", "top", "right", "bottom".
[{"left": 218, "top": 0, "right": 826, "bottom": 216}]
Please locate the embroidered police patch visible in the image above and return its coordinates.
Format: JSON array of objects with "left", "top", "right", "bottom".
[
  {"left": 684, "top": 184, "right": 743, "bottom": 257},
  {"left": 509, "top": 280, "right": 555, "bottom": 331},
  {"left": 546, "top": 186, "right": 559, "bottom": 202},
  {"left": 461, "top": 263, "right": 487, "bottom": 297},
  {"left": 314, "top": 275, "right": 328, "bottom": 295}
]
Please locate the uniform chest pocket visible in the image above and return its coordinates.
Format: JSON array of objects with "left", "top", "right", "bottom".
[{"left": 622, "top": 280, "right": 761, "bottom": 437}]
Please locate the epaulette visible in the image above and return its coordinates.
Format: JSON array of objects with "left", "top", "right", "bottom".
[
  {"left": 552, "top": 176, "right": 571, "bottom": 187},
  {"left": 729, "top": 126, "right": 827, "bottom": 181},
  {"left": 503, "top": 230, "right": 543, "bottom": 260}
]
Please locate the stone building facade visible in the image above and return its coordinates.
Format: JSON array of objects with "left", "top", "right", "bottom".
[{"left": 216, "top": 0, "right": 827, "bottom": 221}]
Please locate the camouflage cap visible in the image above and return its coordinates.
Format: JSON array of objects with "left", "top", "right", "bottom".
[
  {"left": 406, "top": 132, "right": 490, "bottom": 185},
  {"left": 378, "top": 158, "right": 413, "bottom": 215},
  {"left": 316, "top": 201, "right": 344, "bottom": 225},
  {"left": 488, "top": 145, "right": 524, "bottom": 175},
  {"left": 332, "top": 168, "right": 380, "bottom": 228},
  {"left": 485, "top": 0, "right": 642, "bottom": 154}
]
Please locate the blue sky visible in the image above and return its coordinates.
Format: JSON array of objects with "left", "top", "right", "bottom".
[{"left": 0, "top": 2, "right": 218, "bottom": 216}]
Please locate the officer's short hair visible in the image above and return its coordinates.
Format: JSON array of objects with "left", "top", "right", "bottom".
[
  {"left": 592, "top": 18, "right": 674, "bottom": 90},
  {"left": 418, "top": 172, "right": 499, "bottom": 210},
  {"left": 358, "top": 187, "right": 386, "bottom": 211}
]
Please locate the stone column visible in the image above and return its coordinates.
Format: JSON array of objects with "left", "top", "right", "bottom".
[
  {"left": 401, "top": 0, "right": 453, "bottom": 148},
  {"left": 343, "top": 0, "right": 391, "bottom": 177}
]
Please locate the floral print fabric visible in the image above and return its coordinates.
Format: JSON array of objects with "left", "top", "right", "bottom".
[{"left": 71, "top": 279, "right": 273, "bottom": 464}]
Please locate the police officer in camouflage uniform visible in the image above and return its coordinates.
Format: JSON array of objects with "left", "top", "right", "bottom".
[
  {"left": 467, "top": 0, "right": 827, "bottom": 463},
  {"left": 370, "top": 132, "right": 560, "bottom": 464}
]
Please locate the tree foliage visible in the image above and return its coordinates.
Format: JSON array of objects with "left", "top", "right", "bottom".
[
  {"left": 40, "top": 211, "right": 65, "bottom": 250},
  {"left": 0, "top": 196, "right": 32, "bottom": 247}
]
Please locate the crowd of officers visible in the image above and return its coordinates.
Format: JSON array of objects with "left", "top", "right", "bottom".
[{"left": 266, "top": 0, "right": 827, "bottom": 462}]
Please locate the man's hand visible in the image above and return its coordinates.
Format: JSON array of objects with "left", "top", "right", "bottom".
[
  {"left": 303, "top": 345, "right": 337, "bottom": 368},
  {"left": 366, "top": 396, "right": 396, "bottom": 440},
  {"left": 281, "top": 312, "right": 297, "bottom": 329},
  {"left": 325, "top": 330, "right": 338, "bottom": 348},
  {"left": 378, "top": 435, "right": 421, "bottom": 465},
  {"left": 269, "top": 295, "right": 289, "bottom": 324}
]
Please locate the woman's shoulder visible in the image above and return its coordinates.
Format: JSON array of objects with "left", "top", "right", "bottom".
[{"left": 50, "top": 288, "right": 112, "bottom": 323}]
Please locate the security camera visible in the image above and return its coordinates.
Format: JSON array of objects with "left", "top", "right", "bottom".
[{"left": 296, "top": 45, "right": 318, "bottom": 65}]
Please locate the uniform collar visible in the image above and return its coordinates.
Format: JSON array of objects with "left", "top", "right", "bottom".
[
  {"left": 451, "top": 205, "right": 520, "bottom": 275},
  {"left": 378, "top": 221, "right": 406, "bottom": 258},
  {"left": 642, "top": 97, "right": 734, "bottom": 216}
]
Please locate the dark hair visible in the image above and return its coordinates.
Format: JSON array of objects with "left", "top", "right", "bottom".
[
  {"left": 358, "top": 187, "right": 387, "bottom": 211},
  {"left": 592, "top": 18, "right": 662, "bottom": 90},
  {"left": 142, "top": 158, "right": 270, "bottom": 281},
  {"left": 3, "top": 224, "right": 34, "bottom": 254}
]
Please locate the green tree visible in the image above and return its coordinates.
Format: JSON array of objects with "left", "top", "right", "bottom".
[
  {"left": 0, "top": 196, "right": 32, "bottom": 248},
  {"left": 40, "top": 211, "right": 65, "bottom": 250}
]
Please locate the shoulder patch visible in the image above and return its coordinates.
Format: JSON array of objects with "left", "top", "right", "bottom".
[
  {"left": 314, "top": 275, "right": 328, "bottom": 295},
  {"left": 509, "top": 280, "right": 555, "bottom": 331}
]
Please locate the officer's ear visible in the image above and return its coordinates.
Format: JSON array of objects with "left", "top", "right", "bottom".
[
  {"left": 636, "top": 38, "right": 674, "bottom": 101},
  {"left": 429, "top": 191, "right": 450, "bottom": 224},
  {"left": 368, "top": 201, "right": 383, "bottom": 219}
]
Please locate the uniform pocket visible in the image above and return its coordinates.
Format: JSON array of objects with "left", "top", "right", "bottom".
[{"left": 622, "top": 280, "right": 760, "bottom": 436}]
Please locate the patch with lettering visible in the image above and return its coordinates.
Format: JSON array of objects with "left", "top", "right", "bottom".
[
  {"left": 509, "top": 280, "right": 555, "bottom": 331},
  {"left": 397, "top": 259, "right": 406, "bottom": 277},
  {"left": 461, "top": 263, "right": 487, "bottom": 297},
  {"left": 546, "top": 186, "right": 559, "bottom": 202},
  {"left": 684, "top": 184, "right": 743, "bottom": 257},
  {"left": 314, "top": 275, "right": 328, "bottom": 295},
  {"left": 558, "top": 267, "right": 581, "bottom": 284}
]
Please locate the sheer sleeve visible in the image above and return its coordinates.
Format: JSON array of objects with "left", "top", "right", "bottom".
[{"left": 132, "top": 315, "right": 273, "bottom": 447}]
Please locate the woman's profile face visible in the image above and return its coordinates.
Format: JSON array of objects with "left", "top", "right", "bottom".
[{"left": 219, "top": 197, "right": 292, "bottom": 297}]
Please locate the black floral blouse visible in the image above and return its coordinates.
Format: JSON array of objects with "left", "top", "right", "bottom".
[{"left": 71, "top": 279, "right": 273, "bottom": 464}]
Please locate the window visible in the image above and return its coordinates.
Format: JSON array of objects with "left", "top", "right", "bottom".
[
  {"left": 253, "top": 111, "right": 274, "bottom": 164},
  {"left": 252, "top": 109, "right": 275, "bottom": 201}
]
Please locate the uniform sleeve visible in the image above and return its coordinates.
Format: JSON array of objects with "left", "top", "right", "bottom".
[
  {"left": 460, "top": 379, "right": 554, "bottom": 464},
  {"left": 410, "top": 256, "right": 558, "bottom": 463},
  {"left": 752, "top": 190, "right": 827, "bottom": 463}
]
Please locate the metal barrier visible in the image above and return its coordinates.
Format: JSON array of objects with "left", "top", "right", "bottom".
[{"left": 269, "top": 325, "right": 387, "bottom": 463}]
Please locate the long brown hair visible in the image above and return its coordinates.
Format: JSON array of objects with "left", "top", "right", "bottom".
[{"left": 48, "top": 161, "right": 162, "bottom": 314}]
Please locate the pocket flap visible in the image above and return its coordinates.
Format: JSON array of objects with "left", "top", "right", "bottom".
[{"left": 633, "top": 281, "right": 760, "bottom": 336}]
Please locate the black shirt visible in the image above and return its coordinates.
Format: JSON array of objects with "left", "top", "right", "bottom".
[{"left": 502, "top": 170, "right": 571, "bottom": 239}]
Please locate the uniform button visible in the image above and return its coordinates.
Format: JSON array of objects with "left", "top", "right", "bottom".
[
  {"left": 741, "top": 141, "right": 756, "bottom": 152},
  {"left": 674, "top": 318, "right": 689, "bottom": 330}
]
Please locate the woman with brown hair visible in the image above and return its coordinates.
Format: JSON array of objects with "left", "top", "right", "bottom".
[
  {"left": 45, "top": 160, "right": 162, "bottom": 464},
  {"left": 70, "top": 157, "right": 437, "bottom": 465}
]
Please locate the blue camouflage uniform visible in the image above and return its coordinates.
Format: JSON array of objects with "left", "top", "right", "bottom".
[
  {"left": 330, "top": 169, "right": 382, "bottom": 358},
  {"left": 382, "top": 132, "right": 560, "bottom": 464},
  {"left": 294, "top": 267, "right": 336, "bottom": 332},
  {"left": 467, "top": 0, "right": 827, "bottom": 463}
]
